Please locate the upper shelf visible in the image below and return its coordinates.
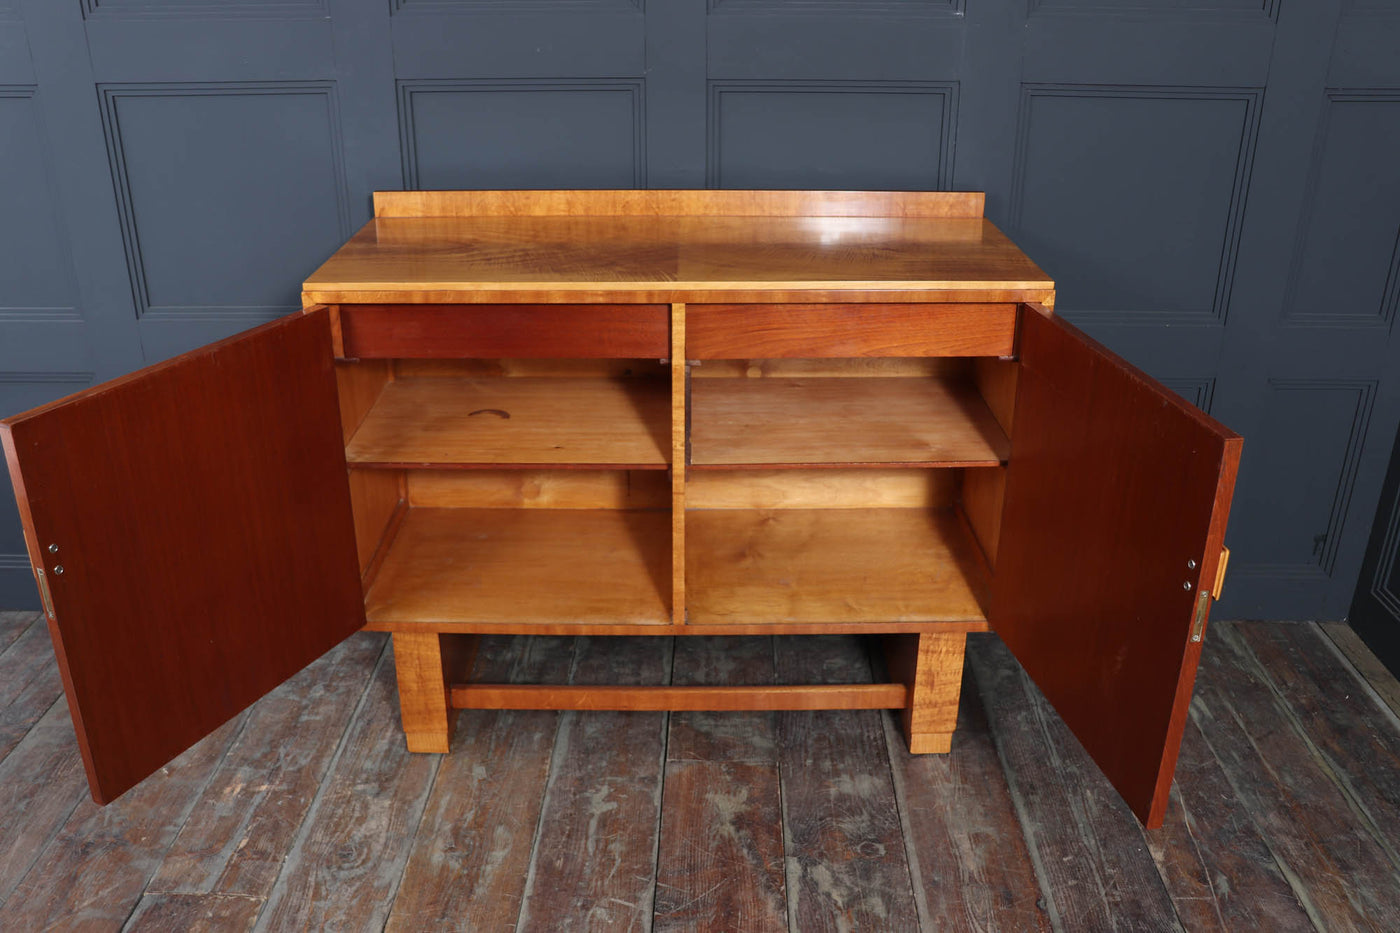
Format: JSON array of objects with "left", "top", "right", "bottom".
[
  {"left": 302, "top": 190, "right": 1054, "bottom": 305},
  {"left": 690, "top": 376, "right": 1010, "bottom": 469},
  {"left": 346, "top": 376, "right": 670, "bottom": 469}
]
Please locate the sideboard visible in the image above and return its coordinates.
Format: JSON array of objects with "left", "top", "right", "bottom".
[{"left": 0, "top": 189, "right": 1240, "bottom": 829}]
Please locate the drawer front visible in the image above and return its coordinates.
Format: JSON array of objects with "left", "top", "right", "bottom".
[
  {"left": 686, "top": 303, "right": 1017, "bottom": 359},
  {"left": 339, "top": 304, "right": 670, "bottom": 359}
]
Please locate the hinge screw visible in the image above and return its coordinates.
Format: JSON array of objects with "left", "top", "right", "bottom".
[
  {"left": 53, "top": 566, "right": 64, "bottom": 575},
  {"left": 1186, "top": 559, "right": 1196, "bottom": 569},
  {"left": 48, "top": 544, "right": 58, "bottom": 554},
  {"left": 1183, "top": 581, "right": 1192, "bottom": 591}
]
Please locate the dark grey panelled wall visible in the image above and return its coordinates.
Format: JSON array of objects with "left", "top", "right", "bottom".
[{"left": 2, "top": 0, "right": 1399, "bottom": 624}]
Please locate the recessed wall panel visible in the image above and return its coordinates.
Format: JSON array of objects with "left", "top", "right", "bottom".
[
  {"left": 1011, "top": 85, "right": 1260, "bottom": 323},
  {"left": 0, "top": 90, "right": 77, "bottom": 320},
  {"left": 99, "top": 83, "right": 348, "bottom": 328},
  {"left": 398, "top": 80, "right": 644, "bottom": 189},
  {"left": 708, "top": 82, "right": 956, "bottom": 190},
  {"left": 1283, "top": 94, "right": 1400, "bottom": 328}
]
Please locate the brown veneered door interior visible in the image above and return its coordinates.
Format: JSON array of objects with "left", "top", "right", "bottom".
[
  {"left": 991, "top": 305, "right": 1241, "bottom": 828},
  {"left": 0, "top": 310, "right": 364, "bottom": 804}
]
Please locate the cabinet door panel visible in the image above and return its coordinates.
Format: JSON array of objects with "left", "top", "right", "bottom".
[
  {"left": 992, "top": 306, "right": 1240, "bottom": 828},
  {"left": 0, "top": 310, "right": 364, "bottom": 804}
]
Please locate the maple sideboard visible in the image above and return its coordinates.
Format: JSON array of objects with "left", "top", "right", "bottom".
[{"left": 0, "top": 190, "right": 1239, "bottom": 829}]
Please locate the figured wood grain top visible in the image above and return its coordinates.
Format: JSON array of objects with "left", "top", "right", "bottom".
[{"left": 303, "top": 214, "right": 1052, "bottom": 304}]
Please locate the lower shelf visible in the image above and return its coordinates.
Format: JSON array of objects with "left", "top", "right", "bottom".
[
  {"left": 685, "top": 508, "right": 989, "bottom": 625},
  {"left": 364, "top": 507, "right": 671, "bottom": 628}
]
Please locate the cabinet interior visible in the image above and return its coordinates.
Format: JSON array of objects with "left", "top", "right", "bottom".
[{"left": 336, "top": 346, "right": 1018, "bottom": 635}]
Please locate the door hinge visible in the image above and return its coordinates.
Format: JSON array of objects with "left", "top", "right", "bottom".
[
  {"left": 1190, "top": 588, "right": 1211, "bottom": 643},
  {"left": 34, "top": 567, "right": 54, "bottom": 620}
]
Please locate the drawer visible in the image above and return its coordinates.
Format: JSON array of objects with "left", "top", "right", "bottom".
[
  {"left": 685, "top": 303, "right": 1017, "bottom": 359},
  {"left": 339, "top": 304, "right": 670, "bottom": 359}
]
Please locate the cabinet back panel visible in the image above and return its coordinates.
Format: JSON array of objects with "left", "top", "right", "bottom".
[
  {"left": 687, "top": 469, "right": 959, "bottom": 511},
  {"left": 395, "top": 359, "right": 667, "bottom": 379},
  {"left": 409, "top": 470, "right": 669, "bottom": 510},
  {"left": 691, "top": 358, "right": 968, "bottom": 379}
]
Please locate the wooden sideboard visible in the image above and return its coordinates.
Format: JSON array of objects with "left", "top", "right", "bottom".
[{"left": 0, "top": 190, "right": 1239, "bottom": 829}]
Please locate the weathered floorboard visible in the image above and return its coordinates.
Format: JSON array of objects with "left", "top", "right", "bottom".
[
  {"left": 387, "top": 636, "right": 575, "bottom": 932},
  {"left": 776, "top": 635, "right": 921, "bottom": 932},
  {"left": 0, "top": 697, "right": 89, "bottom": 904},
  {"left": 1146, "top": 715, "right": 1313, "bottom": 932},
  {"left": 885, "top": 662, "right": 1050, "bottom": 932},
  {"left": 1320, "top": 620, "right": 1400, "bottom": 724},
  {"left": 0, "top": 614, "right": 65, "bottom": 764},
  {"left": 123, "top": 892, "right": 264, "bottom": 932},
  {"left": 254, "top": 644, "right": 441, "bottom": 933},
  {"left": 669, "top": 636, "right": 778, "bottom": 764},
  {"left": 965, "top": 633, "right": 1184, "bottom": 932},
  {"left": 0, "top": 610, "right": 37, "bottom": 656},
  {"left": 147, "top": 633, "right": 387, "bottom": 898},
  {"left": 1191, "top": 622, "right": 1400, "bottom": 929},
  {"left": 1, "top": 711, "right": 240, "bottom": 929},
  {"left": 654, "top": 759, "right": 787, "bottom": 933},
  {"left": 515, "top": 636, "right": 671, "bottom": 932}
]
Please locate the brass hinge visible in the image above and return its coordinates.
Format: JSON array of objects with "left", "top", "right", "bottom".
[
  {"left": 1213, "top": 546, "right": 1230, "bottom": 600},
  {"left": 34, "top": 567, "right": 54, "bottom": 620},
  {"left": 1190, "top": 589, "right": 1211, "bottom": 643}
]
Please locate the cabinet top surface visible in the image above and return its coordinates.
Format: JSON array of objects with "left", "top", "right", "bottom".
[{"left": 303, "top": 193, "right": 1053, "bottom": 304}]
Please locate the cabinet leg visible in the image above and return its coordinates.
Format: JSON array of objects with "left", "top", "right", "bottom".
[
  {"left": 392, "top": 632, "right": 475, "bottom": 754},
  {"left": 884, "top": 632, "right": 966, "bottom": 755}
]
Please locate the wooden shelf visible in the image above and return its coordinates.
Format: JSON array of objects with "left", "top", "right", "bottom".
[
  {"left": 685, "top": 508, "right": 989, "bottom": 625},
  {"left": 345, "top": 376, "right": 670, "bottom": 469},
  {"left": 364, "top": 508, "right": 670, "bottom": 628},
  {"left": 690, "top": 376, "right": 1009, "bottom": 468}
]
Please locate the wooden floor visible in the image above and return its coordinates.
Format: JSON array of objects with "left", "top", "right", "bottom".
[{"left": 1, "top": 613, "right": 1399, "bottom": 931}]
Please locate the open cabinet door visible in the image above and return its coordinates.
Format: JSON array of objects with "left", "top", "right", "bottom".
[
  {"left": 0, "top": 310, "right": 364, "bottom": 804},
  {"left": 991, "top": 306, "right": 1241, "bottom": 828}
]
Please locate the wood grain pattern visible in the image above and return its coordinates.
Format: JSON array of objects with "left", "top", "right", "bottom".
[
  {"left": 515, "top": 637, "right": 669, "bottom": 932},
  {"left": 961, "top": 466, "right": 1006, "bottom": 566},
  {"left": 393, "top": 632, "right": 460, "bottom": 753},
  {"left": 690, "top": 357, "right": 970, "bottom": 380},
  {"left": 345, "top": 376, "right": 670, "bottom": 469},
  {"left": 123, "top": 893, "right": 263, "bottom": 932},
  {"left": 373, "top": 188, "right": 986, "bottom": 218},
  {"left": 364, "top": 508, "right": 671, "bottom": 628},
  {"left": 884, "top": 632, "right": 966, "bottom": 754},
  {"left": 1321, "top": 621, "right": 1400, "bottom": 720},
  {"left": 686, "top": 303, "right": 1016, "bottom": 359},
  {"left": 775, "top": 635, "right": 921, "bottom": 932},
  {"left": 396, "top": 357, "right": 664, "bottom": 379},
  {"left": 654, "top": 760, "right": 787, "bottom": 933},
  {"left": 303, "top": 214, "right": 1052, "bottom": 306},
  {"left": 691, "top": 376, "right": 1009, "bottom": 467},
  {"left": 973, "top": 357, "right": 1018, "bottom": 434},
  {"left": 0, "top": 310, "right": 364, "bottom": 804},
  {"left": 335, "top": 358, "right": 391, "bottom": 441},
  {"left": 882, "top": 663, "right": 1051, "bottom": 932},
  {"left": 965, "top": 634, "right": 1183, "bottom": 931},
  {"left": 340, "top": 303, "right": 669, "bottom": 359},
  {"left": 407, "top": 469, "right": 670, "bottom": 510},
  {"left": 145, "top": 634, "right": 386, "bottom": 899},
  {"left": 686, "top": 508, "right": 990, "bottom": 625},
  {"left": 991, "top": 306, "right": 1242, "bottom": 828},
  {"left": 254, "top": 648, "right": 440, "bottom": 933},
  {"left": 687, "top": 467, "right": 959, "bottom": 510},
  {"left": 452, "top": 683, "right": 906, "bottom": 711},
  {"left": 387, "top": 636, "right": 574, "bottom": 932},
  {"left": 672, "top": 303, "right": 687, "bottom": 625}
]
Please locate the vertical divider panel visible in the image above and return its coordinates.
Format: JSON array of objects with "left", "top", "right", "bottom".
[{"left": 671, "top": 302, "right": 687, "bottom": 624}]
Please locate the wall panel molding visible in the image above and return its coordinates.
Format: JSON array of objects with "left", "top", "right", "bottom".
[
  {"left": 392, "top": 0, "right": 641, "bottom": 12},
  {"left": 0, "top": 87, "right": 81, "bottom": 323},
  {"left": 1230, "top": 378, "right": 1378, "bottom": 582},
  {"left": 710, "top": 0, "right": 962, "bottom": 15},
  {"left": 82, "top": 0, "right": 328, "bottom": 18},
  {"left": 1281, "top": 91, "right": 1400, "bottom": 329},
  {"left": 397, "top": 79, "right": 646, "bottom": 190},
  {"left": 707, "top": 80, "right": 958, "bottom": 190},
  {"left": 97, "top": 82, "right": 349, "bottom": 321},
  {"left": 1010, "top": 83, "right": 1262, "bottom": 325},
  {"left": 1028, "top": 0, "right": 1277, "bottom": 20},
  {"left": 1159, "top": 377, "right": 1216, "bottom": 413}
]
